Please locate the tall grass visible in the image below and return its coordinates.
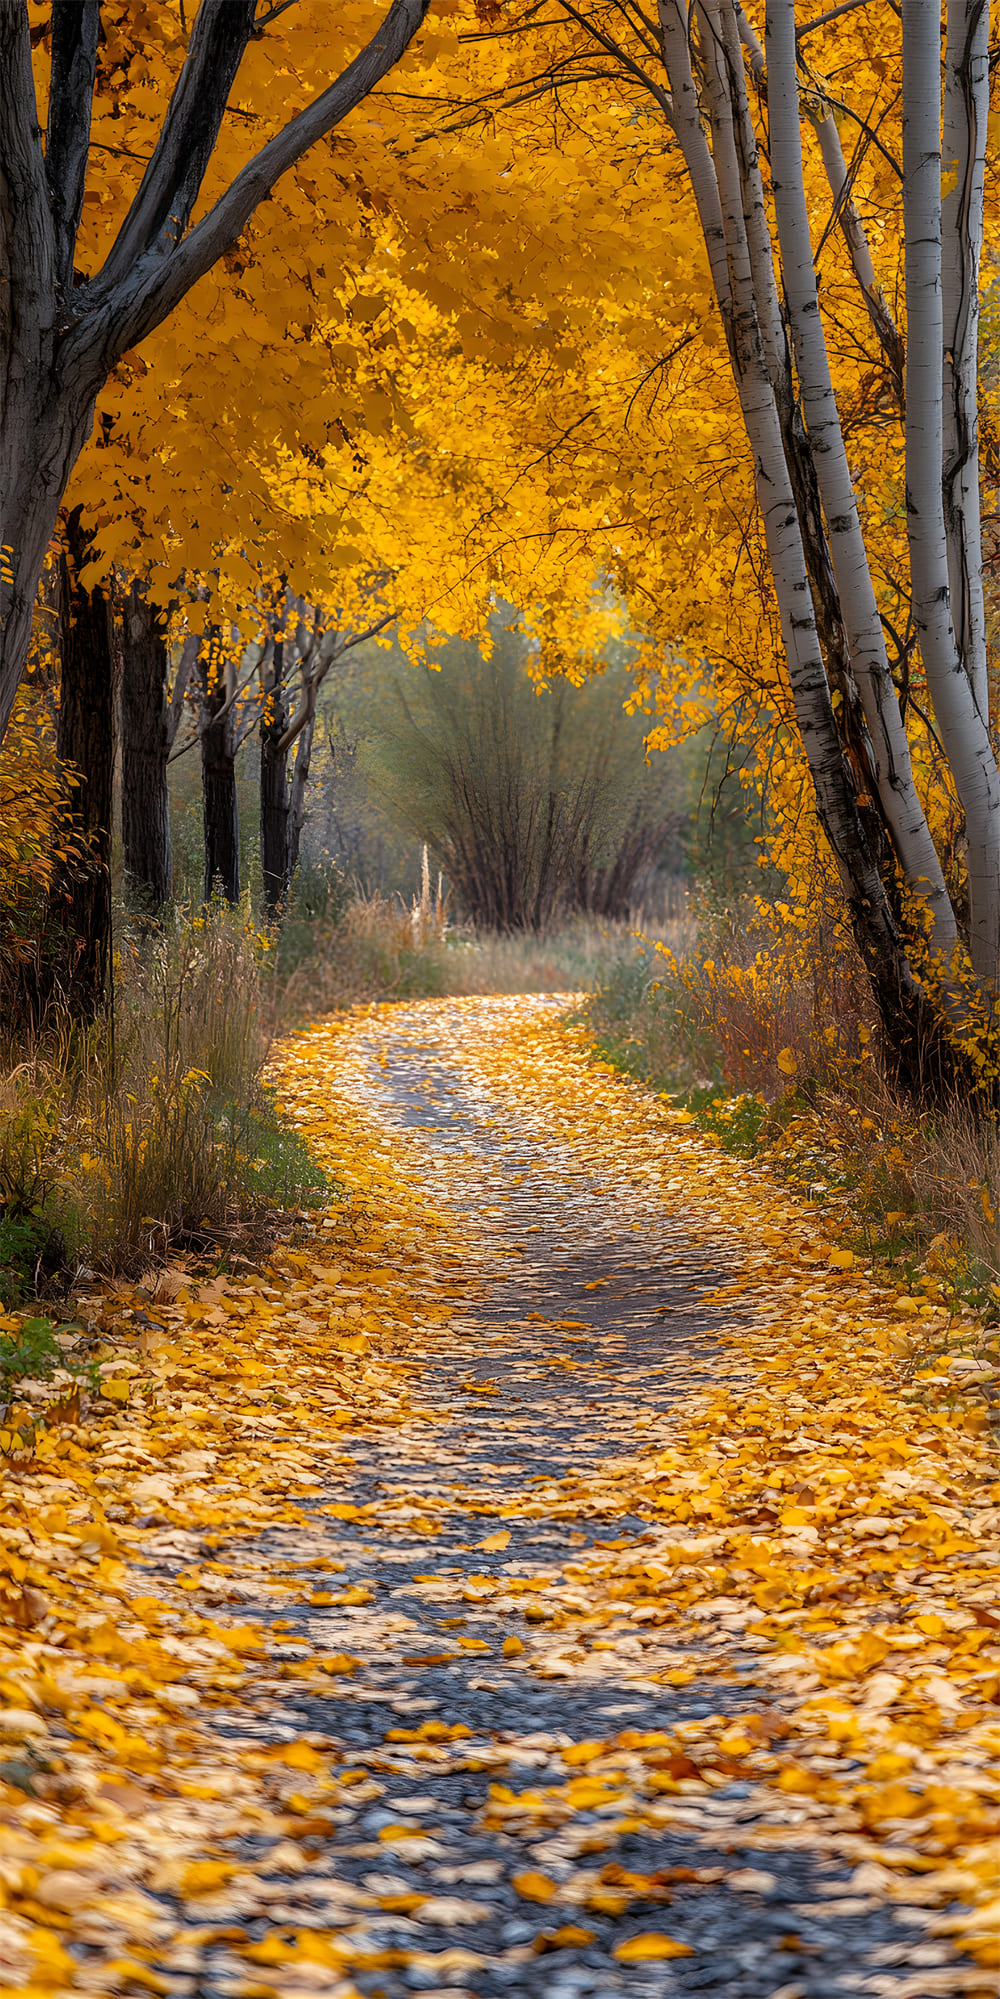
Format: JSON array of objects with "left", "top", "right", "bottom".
[
  {"left": 271, "top": 880, "right": 692, "bottom": 1023},
  {"left": 0, "top": 905, "right": 329, "bottom": 1289}
]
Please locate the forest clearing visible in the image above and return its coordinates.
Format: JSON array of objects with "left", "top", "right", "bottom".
[{"left": 1, "top": 1, "right": 1000, "bottom": 1994}]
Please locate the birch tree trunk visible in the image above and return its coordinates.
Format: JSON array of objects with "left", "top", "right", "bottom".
[
  {"left": 941, "top": 0, "right": 989, "bottom": 721},
  {"left": 546, "top": 0, "right": 998, "bottom": 1074},
  {"left": 667, "top": 0, "right": 934, "bottom": 1067},
  {"left": 902, "top": 0, "right": 1000, "bottom": 989},
  {"left": 807, "top": 105, "right": 905, "bottom": 407},
  {"left": 766, "top": 0, "right": 958, "bottom": 966}
]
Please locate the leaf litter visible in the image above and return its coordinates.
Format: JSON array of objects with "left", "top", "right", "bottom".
[{"left": 0, "top": 994, "right": 992, "bottom": 1997}]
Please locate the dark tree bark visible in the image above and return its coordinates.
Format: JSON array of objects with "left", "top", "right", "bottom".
[
  {"left": 260, "top": 641, "right": 292, "bottom": 917},
  {"left": 199, "top": 644, "right": 239, "bottom": 905},
  {"left": 0, "top": 0, "right": 433, "bottom": 742},
  {"left": 286, "top": 711, "right": 318, "bottom": 894},
  {"left": 50, "top": 505, "right": 115, "bottom": 1015},
  {"left": 120, "top": 581, "right": 173, "bottom": 910}
]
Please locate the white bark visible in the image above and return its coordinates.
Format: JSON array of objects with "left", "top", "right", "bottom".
[
  {"left": 656, "top": 0, "right": 733, "bottom": 327},
  {"left": 942, "top": 0, "right": 989, "bottom": 720},
  {"left": 692, "top": 0, "right": 882, "bottom": 904},
  {"left": 767, "top": 0, "right": 957, "bottom": 960},
  {"left": 808, "top": 103, "right": 905, "bottom": 403},
  {"left": 710, "top": 0, "right": 789, "bottom": 396},
  {"left": 902, "top": 0, "right": 1000, "bottom": 985}
]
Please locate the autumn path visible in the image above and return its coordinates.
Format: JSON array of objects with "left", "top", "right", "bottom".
[
  {"left": 126, "top": 998, "right": 988, "bottom": 1999},
  {"left": 6, "top": 997, "right": 994, "bottom": 1999}
]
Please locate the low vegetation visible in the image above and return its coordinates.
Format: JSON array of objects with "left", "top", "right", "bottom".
[
  {"left": 583, "top": 890, "right": 1000, "bottom": 1345},
  {"left": 0, "top": 907, "right": 331, "bottom": 1296}
]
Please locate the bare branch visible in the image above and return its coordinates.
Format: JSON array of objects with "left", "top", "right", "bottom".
[
  {"left": 254, "top": 0, "right": 302, "bottom": 26},
  {"left": 277, "top": 611, "right": 397, "bottom": 753},
  {"left": 550, "top": 0, "right": 675, "bottom": 115},
  {"left": 168, "top": 653, "right": 258, "bottom": 763},
  {"left": 796, "top": 0, "right": 878, "bottom": 38}
]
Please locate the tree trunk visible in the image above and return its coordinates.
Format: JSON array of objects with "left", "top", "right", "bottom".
[
  {"left": 766, "top": 0, "right": 957, "bottom": 965},
  {"left": 941, "top": 0, "right": 989, "bottom": 720},
  {"left": 120, "top": 580, "right": 172, "bottom": 910},
  {"left": 902, "top": 0, "right": 1000, "bottom": 988},
  {"left": 687, "top": 0, "right": 938, "bottom": 1079},
  {"left": 50, "top": 505, "right": 115, "bottom": 1016},
  {"left": 260, "top": 640, "right": 291, "bottom": 918},
  {"left": 286, "top": 712, "right": 317, "bottom": 895},
  {"left": 199, "top": 645, "right": 239, "bottom": 905}
]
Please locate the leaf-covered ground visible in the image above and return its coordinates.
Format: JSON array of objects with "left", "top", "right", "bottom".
[{"left": 0, "top": 996, "right": 996, "bottom": 1998}]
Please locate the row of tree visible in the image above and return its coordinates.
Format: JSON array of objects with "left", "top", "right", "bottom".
[{"left": 48, "top": 539, "right": 396, "bottom": 1008}]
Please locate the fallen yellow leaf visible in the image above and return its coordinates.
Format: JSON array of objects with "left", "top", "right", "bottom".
[
  {"left": 512, "top": 1870, "right": 559, "bottom": 1903},
  {"left": 613, "top": 1933, "right": 695, "bottom": 1961}
]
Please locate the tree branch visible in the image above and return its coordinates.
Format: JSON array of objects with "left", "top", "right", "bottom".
[
  {"left": 796, "top": 0, "right": 879, "bottom": 38},
  {"left": 90, "top": 0, "right": 257, "bottom": 303},
  {"left": 45, "top": 0, "right": 100, "bottom": 295},
  {"left": 72, "top": 0, "right": 434, "bottom": 375},
  {"left": 277, "top": 610, "right": 397, "bottom": 753},
  {"left": 0, "top": 1, "right": 56, "bottom": 323}
]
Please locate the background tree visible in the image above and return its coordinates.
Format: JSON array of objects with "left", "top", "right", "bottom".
[
  {"left": 119, "top": 586, "right": 196, "bottom": 912},
  {"left": 197, "top": 630, "right": 244, "bottom": 907},
  {"left": 366, "top": 618, "right": 688, "bottom": 931},
  {"left": 48, "top": 506, "right": 115, "bottom": 1015},
  {"left": 257, "top": 591, "right": 395, "bottom": 916}
]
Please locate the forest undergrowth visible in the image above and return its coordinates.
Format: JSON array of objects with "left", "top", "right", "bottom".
[{"left": 583, "top": 893, "right": 1000, "bottom": 1344}]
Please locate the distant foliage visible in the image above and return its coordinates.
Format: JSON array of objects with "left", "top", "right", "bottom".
[{"left": 365, "top": 620, "right": 687, "bottom": 932}]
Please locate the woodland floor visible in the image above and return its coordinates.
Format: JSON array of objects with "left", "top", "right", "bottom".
[{"left": 0, "top": 998, "right": 997, "bottom": 1999}]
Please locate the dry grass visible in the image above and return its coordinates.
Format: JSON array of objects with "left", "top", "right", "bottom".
[
  {"left": 0, "top": 908, "right": 328, "bottom": 1290},
  {"left": 585, "top": 890, "right": 1000, "bottom": 1341},
  {"left": 273, "top": 886, "right": 696, "bottom": 1021}
]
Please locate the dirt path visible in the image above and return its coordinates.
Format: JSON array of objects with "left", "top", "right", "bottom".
[
  {"left": 149, "top": 999, "right": 990, "bottom": 1999},
  {"left": 3, "top": 998, "right": 995, "bottom": 1999}
]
